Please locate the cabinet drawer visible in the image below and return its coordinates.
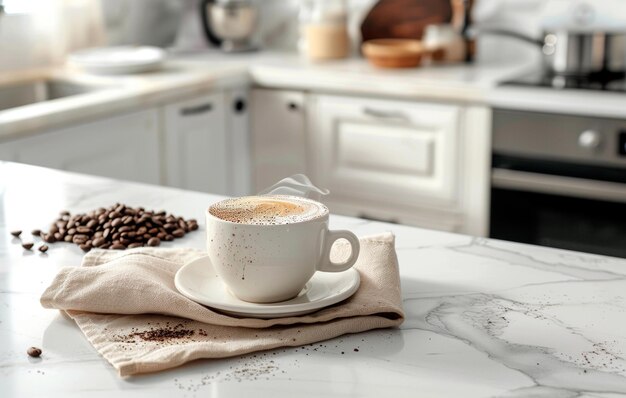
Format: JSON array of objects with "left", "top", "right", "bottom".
[{"left": 311, "top": 95, "right": 461, "bottom": 209}]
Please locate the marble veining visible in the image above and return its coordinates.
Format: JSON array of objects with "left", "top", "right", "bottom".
[{"left": 1, "top": 162, "right": 625, "bottom": 397}]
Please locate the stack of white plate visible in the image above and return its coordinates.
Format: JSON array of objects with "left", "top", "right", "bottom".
[{"left": 68, "top": 46, "right": 166, "bottom": 75}]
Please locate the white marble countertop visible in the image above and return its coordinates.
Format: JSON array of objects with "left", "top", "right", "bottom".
[
  {"left": 3, "top": 51, "right": 626, "bottom": 141},
  {"left": 1, "top": 161, "right": 626, "bottom": 397}
]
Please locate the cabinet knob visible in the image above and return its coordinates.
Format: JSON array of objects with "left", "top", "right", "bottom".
[
  {"left": 234, "top": 98, "right": 246, "bottom": 113},
  {"left": 578, "top": 130, "right": 601, "bottom": 150},
  {"left": 287, "top": 102, "right": 299, "bottom": 111}
]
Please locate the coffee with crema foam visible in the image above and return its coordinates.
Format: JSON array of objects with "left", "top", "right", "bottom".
[{"left": 209, "top": 195, "right": 328, "bottom": 225}]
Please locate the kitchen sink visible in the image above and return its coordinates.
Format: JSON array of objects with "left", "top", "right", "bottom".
[{"left": 0, "top": 78, "right": 107, "bottom": 111}]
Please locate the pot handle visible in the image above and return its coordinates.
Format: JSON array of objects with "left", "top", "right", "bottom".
[
  {"left": 200, "top": 0, "right": 223, "bottom": 46},
  {"left": 475, "top": 28, "right": 544, "bottom": 47}
]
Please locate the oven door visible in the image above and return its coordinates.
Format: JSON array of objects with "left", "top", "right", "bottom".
[{"left": 490, "top": 156, "right": 626, "bottom": 258}]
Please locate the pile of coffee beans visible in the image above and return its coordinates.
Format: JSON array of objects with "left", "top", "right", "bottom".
[{"left": 12, "top": 204, "right": 198, "bottom": 253}]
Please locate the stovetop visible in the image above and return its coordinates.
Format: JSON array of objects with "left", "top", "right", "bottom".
[{"left": 500, "top": 71, "right": 626, "bottom": 92}]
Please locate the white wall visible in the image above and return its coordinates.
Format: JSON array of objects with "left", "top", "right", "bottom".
[{"left": 0, "top": 0, "right": 104, "bottom": 72}]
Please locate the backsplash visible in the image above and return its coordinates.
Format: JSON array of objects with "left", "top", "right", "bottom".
[{"left": 4, "top": 0, "right": 626, "bottom": 73}]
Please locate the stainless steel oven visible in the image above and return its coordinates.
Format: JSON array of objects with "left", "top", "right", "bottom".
[{"left": 490, "top": 109, "right": 626, "bottom": 258}]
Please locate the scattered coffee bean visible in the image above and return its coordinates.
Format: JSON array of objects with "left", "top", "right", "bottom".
[
  {"left": 27, "top": 347, "right": 42, "bottom": 358},
  {"left": 147, "top": 237, "right": 161, "bottom": 247},
  {"left": 22, "top": 242, "right": 34, "bottom": 250},
  {"left": 16, "top": 204, "right": 196, "bottom": 254},
  {"left": 10, "top": 230, "right": 22, "bottom": 238}
]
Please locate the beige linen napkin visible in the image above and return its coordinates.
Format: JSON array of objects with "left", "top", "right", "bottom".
[{"left": 41, "top": 233, "right": 404, "bottom": 377}]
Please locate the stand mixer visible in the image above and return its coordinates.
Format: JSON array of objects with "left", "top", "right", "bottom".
[{"left": 200, "top": 0, "right": 259, "bottom": 52}]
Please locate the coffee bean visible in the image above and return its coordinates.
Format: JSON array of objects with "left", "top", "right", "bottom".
[
  {"left": 38, "top": 245, "right": 49, "bottom": 253},
  {"left": 26, "top": 204, "right": 197, "bottom": 254},
  {"left": 72, "top": 234, "right": 88, "bottom": 244},
  {"left": 22, "top": 242, "right": 34, "bottom": 250},
  {"left": 27, "top": 347, "right": 42, "bottom": 357},
  {"left": 31, "top": 229, "right": 42, "bottom": 237},
  {"left": 10, "top": 230, "right": 22, "bottom": 237},
  {"left": 163, "top": 223, "right": 176, "bottom": 232},
  {"left": 147, "top": 237, "right": 161, "bottom": 247}
]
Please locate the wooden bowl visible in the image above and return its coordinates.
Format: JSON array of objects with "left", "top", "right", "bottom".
[{"left": 361, "top": 39, "right": 425, "bottom": 68}]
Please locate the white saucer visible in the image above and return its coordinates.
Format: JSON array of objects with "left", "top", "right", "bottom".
[{"left": 174, "top": 256, "right": 360, "bottom": 319}]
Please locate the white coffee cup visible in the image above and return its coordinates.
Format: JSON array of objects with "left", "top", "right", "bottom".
[{"left": 206, "top": 195, "right": 360, "bottom": 303}]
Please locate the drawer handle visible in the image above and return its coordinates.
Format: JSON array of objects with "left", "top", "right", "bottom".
[
  {"left": 358, "top": 213, "right": 399, "bottom": 224},
  {"left": 181, "top": 103, "right": 213, "bottom": 116},
  {"left": 363, "top": 107, "right": 409, "bottom": 121}
]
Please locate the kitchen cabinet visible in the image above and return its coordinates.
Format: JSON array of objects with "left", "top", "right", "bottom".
[
  {"left": 309, "top": 94, "right": 490, "bottom": 235},
  {"left": 225, "top": 88, "right": 253, "bottom": 197},
  {"left": 163, "top": 92, "right": 229, "bottom": 195},
  {"left": 250, "top": 89, "right": 307, "bottom": 192},
  {"left": 0, "top": 109, "right": 160, "bottom": 184},
  {"left": 163, "top": 89, "right": 252, "bottom": 196}
]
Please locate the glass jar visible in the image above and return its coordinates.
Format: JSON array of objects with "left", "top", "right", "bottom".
[{"left": 299, "top": 0, "right": 350, "bottom": 61}]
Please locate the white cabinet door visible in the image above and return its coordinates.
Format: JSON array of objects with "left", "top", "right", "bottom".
[
  {"left": 225, "top": 88, "right": 252, "bottom": 196},
  {"left": 311, "top": 95, "right": 461, "bottom": 210},
  {"left": 0, "top": 109, "right": 160, "bottom": 184},
  {"left": 250, "top": 89, "right": 307, "bottom": 192},
  {"left": 163, "top": 92, "right": 229, "bottom": 194}
]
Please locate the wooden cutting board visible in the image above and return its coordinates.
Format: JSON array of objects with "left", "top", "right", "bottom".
[{"left": 360, "top": 0, "right": 453, "bottom": 42}]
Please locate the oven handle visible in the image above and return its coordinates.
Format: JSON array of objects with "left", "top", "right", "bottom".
[{"left": 492, "top": 168, "right": 626, "bottom": 203}]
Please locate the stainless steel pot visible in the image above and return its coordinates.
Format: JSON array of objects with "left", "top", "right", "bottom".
[{"left": 481, "top": 28, "right": 626, "bottom": 76}]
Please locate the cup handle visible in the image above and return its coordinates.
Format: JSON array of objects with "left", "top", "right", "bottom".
[{"left": 317, "top": 230, "right": 360, "bottom": 272}]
